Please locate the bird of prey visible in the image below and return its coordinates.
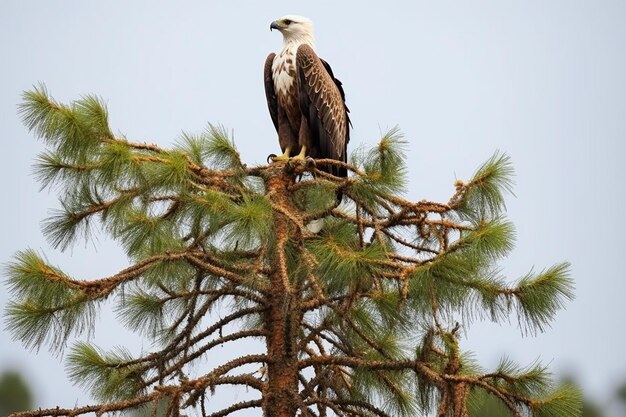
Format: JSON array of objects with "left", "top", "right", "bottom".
[{"left": 264, "top": 15, "right": 350, "bottom": 178}]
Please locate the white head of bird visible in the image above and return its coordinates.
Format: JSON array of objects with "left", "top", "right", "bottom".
[{"left": 270, "top": 15, "right": 315, "bottom": 48}]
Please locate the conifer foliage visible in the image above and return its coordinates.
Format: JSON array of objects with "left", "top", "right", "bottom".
[{"left": 5, "top": 86, "right": 581, "bottom": 417}]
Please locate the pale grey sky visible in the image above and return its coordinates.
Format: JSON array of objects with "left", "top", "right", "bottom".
[{"left": 1, "top": 0, "right": 625, "bottom": 411}]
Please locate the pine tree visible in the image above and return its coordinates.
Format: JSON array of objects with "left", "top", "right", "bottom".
[{"left": 4, "top": 85, "right": 582, "bottom": 417}]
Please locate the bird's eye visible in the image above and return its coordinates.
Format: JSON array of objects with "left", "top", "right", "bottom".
[{"left": 283, "top": 19, "right": 292, "bottom": 25}]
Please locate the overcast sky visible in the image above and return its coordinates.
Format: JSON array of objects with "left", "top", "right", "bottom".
[{"left": 1, "top": 0, "right": 625, "bottom": 412}]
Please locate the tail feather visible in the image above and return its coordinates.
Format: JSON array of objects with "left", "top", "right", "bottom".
[{"left": 306, "top": 218, "right": 324, "bottom": 234}]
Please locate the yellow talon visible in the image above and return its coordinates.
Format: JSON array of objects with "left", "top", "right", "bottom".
[
  {"left": 291, "top": 146, "right": 307, "bottom": 162},
  {"left": 271, "top": 147, "right": 291, "bottom": 162}
]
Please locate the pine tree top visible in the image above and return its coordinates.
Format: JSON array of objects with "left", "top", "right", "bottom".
[{"left": 5, "top": 85, "right": 581, "bottom": 417}]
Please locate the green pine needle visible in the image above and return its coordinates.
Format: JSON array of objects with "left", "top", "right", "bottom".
[
  {"left": 222, "top": 194, "right": 272, "bottom": 250},
  {"left": 532, "top": 383, "right": 582, "bottom": 417},
  {"left": 19, "top": 84, "right": 111, "bottom": 163},
  {"left": 452, "top": 218, "right": 516, "bottom": 262},
  {"left": 293, "top": 182, "right": 337, "bottom": 214},
  {"left": 351, "top": 366, "right": 417, "bottom": 417},
  {"left": 73, "top": 94, "right": 113, "bottom": 140},
  {"left": 5, "top": 249, "right": 73, "bottom": 301},
  {"left": 139, "top": 257, "right": 196, "bottom": 289},
  {"left": 6, "top": 250, "right": 95, "bottom": 352},
  {"left": 19, "top": 84, "right": 65, "bottom": 142},
  {"left": 175, "top": 132, "right": 207, "bottom": 165},
  {"left": 143, "top": 151, "right": 191, "bottom": 190},
  {"left": 467, "top": 388, "right": 512, "bottom": 416},
  {"left": 514, "top": 263, "right": 574, "bottom": 333},
  {"left": 204, "top": 124, "right": 243, "bottom": 171},
  {"left": 491, "top": 357, "right": 551, "bottom": 396},
  {"left": 350, "top": 127, "right": 409, "bottom": 205},
  {"left": 5, "top": 300, "right": 94, "bottom": 353},
  {"left": 367, "top": 290, "right": 407, "bottom": 331},
  {"left": 115, "top": 289, "right": 166, "bottom": 337},
  {"left": 96, "top": 141, "right": 139, "bottom": 185},
  {"left": 310, "top": 223, "right": 387, "bottom": 295},
  {"left": 33, "top": 151, "right": 99, "bottom": 190},
  {"left": 457, "top": 151, "right": 515, "bottom": 222},
  {"left": 4, "top": 251, "right": 95, "bottom": 351},
  {"left": 465, "top": 271, "right": 509, "bottom": 321},
  {"left": 116, "top": 212, "right": 182, "bottom": 257},
  {"left": 409, "top": 251, "right": 477, "bottom": 316},
  {"left": 42, "top": 206, "right": 94, "bottom": 251},
  {"left": 67, "top": 343, "right": 144, "bottom": 401}
]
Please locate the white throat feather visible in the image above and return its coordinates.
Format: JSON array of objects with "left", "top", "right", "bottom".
[{"left": 271, "top": 15, "right": 316, "bottom": 95}]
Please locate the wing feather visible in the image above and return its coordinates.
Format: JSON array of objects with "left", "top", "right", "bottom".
[
  {"left": 296, "top": 44, "right": 350, "bottom": 177},
  {"left": 264, "top": 53, "right": 278, "bottom": 132}
]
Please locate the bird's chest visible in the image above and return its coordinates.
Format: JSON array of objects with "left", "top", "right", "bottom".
[{"left": 272, "top": 48, "right": 298, "bottom": 99}]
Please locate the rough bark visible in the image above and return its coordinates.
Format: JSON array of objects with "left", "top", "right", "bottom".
[{"left": 262, "top": 171, "right": 301, "bottom": 417}]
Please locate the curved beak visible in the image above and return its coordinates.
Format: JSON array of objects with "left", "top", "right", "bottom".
[{"left": 270, "top": 21, "right": 281, "bottom": 31}]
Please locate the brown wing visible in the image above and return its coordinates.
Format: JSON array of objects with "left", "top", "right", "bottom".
[
  {"left": 296, "top": 44, "right": 350, "bottom": 177},
  {"left": 264, "top": 53, "right": 278, "bottom": 132}
]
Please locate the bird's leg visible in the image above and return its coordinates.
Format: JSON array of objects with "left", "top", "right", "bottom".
[
  {"left": 291, "top": 145, "right": 307, "bottom": 162},
  {"left": 271, "top": 147, "right": 291, "bottom": 162}
]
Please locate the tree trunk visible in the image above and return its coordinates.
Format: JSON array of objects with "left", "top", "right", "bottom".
[
  {"left": 263, "top": 291, "right": 299, "bottom": 417},
  {"left": 262, "top": 171, "right": 300, "bottom": 417}
]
